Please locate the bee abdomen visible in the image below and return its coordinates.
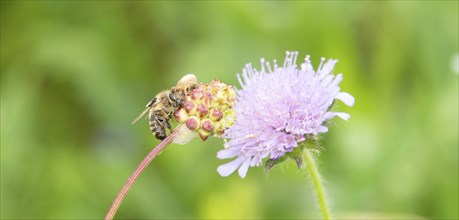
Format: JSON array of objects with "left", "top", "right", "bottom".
[
  {"left": 149, "top": 120, "right": 166, "bottom": 140},
  {"left": 149, "top": 111, "right": 167, "bottom": 140}
]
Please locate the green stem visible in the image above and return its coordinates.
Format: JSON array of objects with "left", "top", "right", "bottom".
[{"left": 304, "top": 149, "right": 331, "bottom": 220}]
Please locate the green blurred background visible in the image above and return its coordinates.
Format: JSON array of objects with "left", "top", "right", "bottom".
[{"left": 1, "top": 1, "right": 458, "bottom": 219}]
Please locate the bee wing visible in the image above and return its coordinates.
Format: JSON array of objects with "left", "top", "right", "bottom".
[
  {"left": 131, "top": 97, "right": 157, "bottom": 125},
  {"left": 131, "top": 107, "right": 151, "bottom": 125}
]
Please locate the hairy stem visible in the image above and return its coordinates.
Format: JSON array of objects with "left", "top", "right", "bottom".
[
  {"left": 304, "top": 149, "right": 331, "bottom": 220},
  {"left": 105, "top": 129, "right": 180, "bottom": 220}
]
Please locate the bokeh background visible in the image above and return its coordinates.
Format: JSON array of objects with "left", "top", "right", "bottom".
[{"left": 1, "top": 1, "right": 458, "bottom": 219}]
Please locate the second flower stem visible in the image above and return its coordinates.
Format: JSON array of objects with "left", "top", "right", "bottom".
[{"left": 304, "top": 149, "right": 331, "bottom": 220}]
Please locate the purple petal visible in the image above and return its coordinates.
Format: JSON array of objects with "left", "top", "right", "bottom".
[
  {"left": 334, "top": 112, "right": 351, "bottom": 121},
  {"left": 217, "top": 157, "right": 245, "bottom": 177},
  {"left": 317, "top": 126, "right": 328, "bottom": 133},
  {"left": 318, "top": 59, "right": 337, "bottom": 79},
  {"left": 238, "top": 158, "right": 251, "bottom": 178},
  {"left": 322, "top": 112, "right": 335, "bottom": 120},
  {"left": 336, "top": 92, "right": 355, "bottom": 107},
  {"left": 217, "top": 148, "right": 239, "bottom": 159}
]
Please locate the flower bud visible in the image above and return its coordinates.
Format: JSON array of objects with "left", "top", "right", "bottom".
[
  {"left": 217, "top": 129, "right": 225, "bottom": 135},
  {"left": 183, "top": 102, "right": 196, "bottom": 114},
  {"left": 198, "top": 130, "right": 210, "bottom": 141},
  {"left": 212, "top": 121, "right": 225, "bottom": 135},
  {"left": 186, "top": 116, "right": 200, "bottom": 131},
  {"left": 196, "top": 104, "right": 209, "bottom": 118},
  {"left": 227, "top": 87, "right": 236, "bottom": 101},
  {"left": 209, "top": 108, "right": 223, "bottom": 121},
  {"left": 191, "top": 87, "right": 203, "bottom": 100},
  {"left": 174, "top": 108, "right": 188, "bottom": 123},
  {"left": 201, "top": 118, "right": 214, "bottom": 132},
  {"left": 220, "top": 109, "right": 236, "bottom": 128}
]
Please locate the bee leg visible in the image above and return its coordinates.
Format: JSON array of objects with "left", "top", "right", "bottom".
[
  {"left": 156, "top": 117, "right": 172, "bottom": 131},
  {"left": 184, "top": 85, "right": 197, "bottom": 96},
  {"left": 190, "top": 84, "right": 197, "bottom": 92},
  {"left": 188, "top": 85, "right": 197, "bottom": 96},
  {"left": 162, "top": 107, "right": 170, "bottom": 115},
  {"left": 165, "top": 121, "right": 172, "bottom": 132}
]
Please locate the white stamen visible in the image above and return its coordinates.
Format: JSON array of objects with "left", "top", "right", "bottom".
[
  {"left": 292, "top": 51, "right": 299, "bottom": 67},
  {"left": 245, "top": 63, "right": 253, "bottom": 77},
  {"left": 260, "top": 58, "right": 266, "bottom": 73},
  {"left": 242, "top": 68, "right": 249, "bottom": 85},
  {"left": 236, "top": 73, "right": 245, "bottom": 88},
  {"left": 318, "top": 57, "right": 326, "bottom": 72},
  {"left": 265, "top": 61, "right": 272, "bottom": 73},
  {"left": 283, "top": 51, "right": 291, "bottom": 69}
]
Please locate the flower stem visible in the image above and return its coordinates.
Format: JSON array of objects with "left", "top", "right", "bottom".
[
  {"left": 304, "top": 149, "right": 331, "bottom": 220},
  {"left": 105, "top": 129, "right": 180, "bottom": 220}
]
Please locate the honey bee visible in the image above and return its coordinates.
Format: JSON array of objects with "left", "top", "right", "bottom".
[{"left": 131, "top": 74, "right": 198, "bottom": 140}]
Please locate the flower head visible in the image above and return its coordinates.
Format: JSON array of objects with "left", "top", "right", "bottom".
[
  {"left": 217, "top": 51, "right": 354, "bottom": 178},
  {"left": 174, "top": 80, "right": 236, "bottom": 143}
]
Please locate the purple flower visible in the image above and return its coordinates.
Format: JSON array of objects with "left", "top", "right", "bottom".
[{"left": 217, "top": 51, "right": 355, "bottom": 178}]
